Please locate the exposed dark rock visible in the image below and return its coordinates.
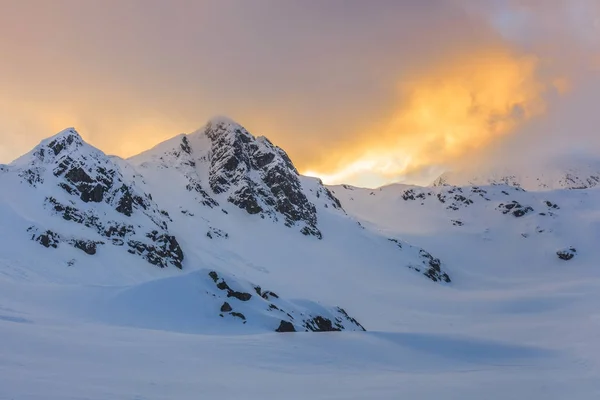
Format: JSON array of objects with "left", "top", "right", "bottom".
[
  {"left": 47, "top": 131, "right": 79, "bottom": 156},
  {"left": 115, "top": 185, "right": 135, "bottom": 216},
  {"left": 180, "top": 136, "right": 192, "bottom": 154},
  {"left": 206, "top": 227, "right": 228, "bottom": 239},
  {"left": 70, "top": 239, "right": 103, "bottom": 255},
  {"left": 336, "top": 307, "right": 366, "bottom": 331},
  {"left": 230, "top": 312, "right": 246, "bottom": 320},
  {"left": 557, "top": 247, "right": 577, "bottom": 261},
  {"left": 228, "top": 186, "right": 263, "bottom": 214},
  {"left": 304, "top": 316, "right": 341, "bottom": 332},
  {"left": 186, "top": 179, "right": 219, "bottom": 208},
  {"left": 419, "top": 249, "right": 451, "bottom": 283},
  {"left": 30, "top": 229, "right": 60, "bottom": 248},
  {"left": 388, "top": 238, "right": 403, "bottom": 249},
  {"left": 65, "top": 166, "right": 94, "bottom": 185},
  {"left": 127, "top": 233, "right": 184, "bottom": 269},
  {"left": 211, "top": 274, "right": 252, "bottom": 301},
  {"left": 498, "top": 201, "right": 534, "bottom": 217},
  {"left": 220, "top": 302, "right": 232, "bottom": 312},
  {"left": 275, "top": 320, "right": 296, "bottom": 333},
  {"left": 262, "top": 290, "right": 279, "bottom": 300},
  {"left": 19, "top": 167, "right": 44, "bottom": 186},
  {"left": 402, "top": 189, "right": 426, "bottom": 201},
  {"left": 204, "top": 119, "right": 322, "bottom": 238},
  {"left": 321, "top": 185, "right": 343, "bottom": 210},
  {"left": 300, "top": 226, "right": 322, "bottom": 239},
  {"left": 228, "top": 290, "right": 252, "bottom": 302},
  {"left": 513, "top": 206, "right": 534, "bottom": 217}
]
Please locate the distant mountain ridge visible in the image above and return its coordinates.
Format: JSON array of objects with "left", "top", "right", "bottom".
[{"left": 432, "top": 156, "right": 600, "bottom": 191}]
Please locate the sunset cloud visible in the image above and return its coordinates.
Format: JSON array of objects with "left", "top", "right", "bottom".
[
  {"left": 0, "top": 1, "right": 597, "bottom": 187},
  {"left": 304, "top": 49, "right": 551, "bottom": 186}
]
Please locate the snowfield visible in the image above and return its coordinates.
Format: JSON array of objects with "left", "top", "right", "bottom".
[{"left": 1, "top": 119, "right": 600, "bottom": 399}]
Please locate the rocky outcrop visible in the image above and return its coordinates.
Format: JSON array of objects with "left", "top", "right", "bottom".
[
  {"left": 418, "top": 249, "right": 451, "bottom": 283},
  {"left": 28, "top": 228, "right": 61, "bottom": 248},
  {"left": 207, "top": 271, "right": 365, "bottom": 332},
  {"left": 557, "top": 247, "right": 577, "bottom": 261},
  {"left": 27, "top": 226, "right": 105, "bottom": 256},
  {"left": 70, "top": 239, "right": 103, "bottom": 255},
  {"left": 397, "top": 186, "right": 485, "bottom": 210},
  {"left": 387, "top": 236, "right": 452, "bottom": 283},
  {"left": 497, "top": 201, "right": 534, "bottom": 218},
  {"left": 127, "top": 231, "right": 184, "bottom": 269},
  {"left": 204, "top": 119, "right": 322, "bottom": 238}
]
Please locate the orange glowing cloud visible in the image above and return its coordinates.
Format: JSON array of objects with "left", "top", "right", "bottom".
[{"left": 303, "top": 49, "right": 550, "bottom": 187}]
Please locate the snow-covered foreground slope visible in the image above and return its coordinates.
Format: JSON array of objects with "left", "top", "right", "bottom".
[
  {"left": 1, "top": 259, "right": 600, "bottom": 399},
  {"left": 1, "top": 119, "right": 600, "bottom": 398}
]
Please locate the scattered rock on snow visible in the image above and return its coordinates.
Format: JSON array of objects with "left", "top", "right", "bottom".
[{"left": 557, "top": 247, "right": 577, "bottom": 261}]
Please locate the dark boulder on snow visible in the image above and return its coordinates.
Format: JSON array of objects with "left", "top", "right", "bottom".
[
  {"left": 230, "top": 312, "right": 246, "bottom": 321},
  {"left": 70, "top": 239, "right": 103, "bottom": 255},
  {"left": 557, "top": 247, "right": 577, "bottom": 261},
  {"left": 209, "top": 271, "right": 252, "bottom": 301},
  {"left": 275, "top": 320, "right": 296, "bottom": 332},
  {"left": 497, "top": 201, "right": 534, "bottom": 217},
  {"left": 29, "top": 228, "right": 60, "bottom": 249}
]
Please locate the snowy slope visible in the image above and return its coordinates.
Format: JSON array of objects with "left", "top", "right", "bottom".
[
  {"left": 1, "top": 119, "right": 600, "bottom": 399},
  {"left": 330, "top": 182, "right": 600, "bottom": 286}
]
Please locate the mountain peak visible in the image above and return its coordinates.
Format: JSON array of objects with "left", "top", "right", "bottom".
[
  {"left": 43, "top": 127, "right": 84, "bottom": 157},
  {"left": 201, "top": 116, "right": 254, "bottom": 146},
  {"left": 52, "top": 126, "right": 80, "bottom": 138},
  {"left": 128, "top": 117, "right": 326, "bottom": 237},
  {"left": 9, "top": 127, "right": 88, "bottom": 169},
  {"left": 206, "top": 115, "right": 240, "bottom": 127}
]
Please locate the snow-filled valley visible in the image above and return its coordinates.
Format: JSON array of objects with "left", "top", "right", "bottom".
[{"left": 1, "top": 118, "right": 600, "bottom": 399}]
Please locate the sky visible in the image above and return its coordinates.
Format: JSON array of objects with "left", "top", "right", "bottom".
[{"left": 0, "top": 0, "right": 598, "bottom": 188}]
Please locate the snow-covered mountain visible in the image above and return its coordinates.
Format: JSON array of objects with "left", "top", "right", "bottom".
[
  {"left": 433, "top": 156, "right": 600, "bottom": 190},
  {"left": 3, "top": 118, "right": 600, "bottom": 398},
  {"left": 0, "top": 118, "right": 454, "bottom": 335}
]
